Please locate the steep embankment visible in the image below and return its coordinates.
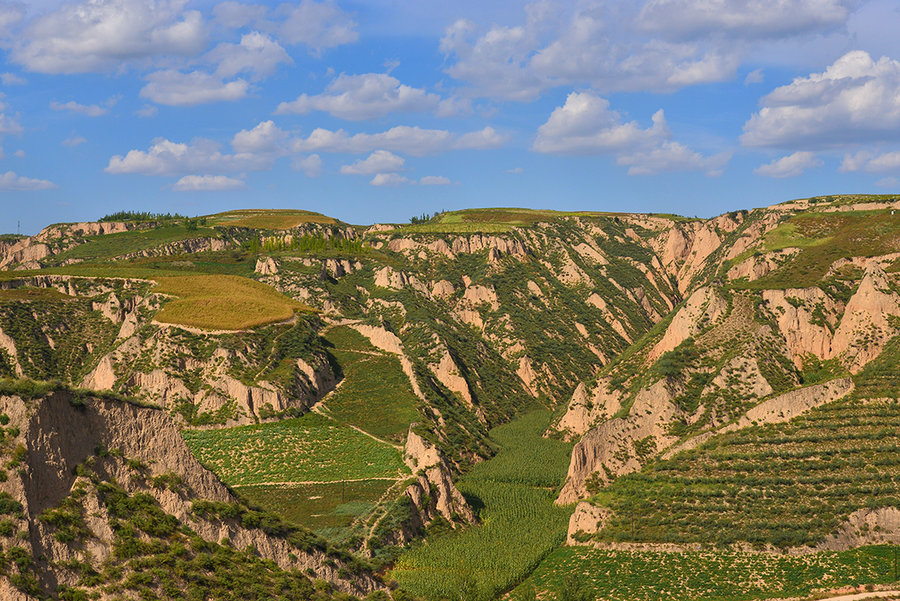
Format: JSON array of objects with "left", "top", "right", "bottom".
[{"left": 0, "top": 388, "right": 382, "bottom": 599}]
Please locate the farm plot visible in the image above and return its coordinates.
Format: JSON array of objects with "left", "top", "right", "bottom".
[
  {"left": 392, "top": 410, "right": 574, "bottom": 600},
  {"left": 320, "top": 326, "right": 420, "bottom": 442},
  {"left": 182, "top": 412, "right": 409, "bottom": 486},
  {"left": 508, "top": 545, "right": 900, "bottom": 601},
  {"left": 236, "top": 480, "right": 395, "bottom": 544}
]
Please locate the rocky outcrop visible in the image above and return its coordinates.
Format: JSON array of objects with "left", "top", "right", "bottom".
[
  {"left": 763, "top": 287, "right": 839, "bottom": 365},
  {"left": 402, "top": 429, "right": 475, "bottom": 525},
  {"left": 831, "top": 265, "right": 900, "bottom": 372},
  {"left": 555, "top": 380, "right": 623, "bottom": 440},
  {"left": 649, "top": 286, "right": 727, "bottom": 360},
  {"left": 373, "top": 265, "right": 428, "bottom": 293},
  {"left": 727, "top": 248, "right": 799, "bottom": 281},
  {"left": 557, "top": 379, "right": 681, "bottom": 504},
  {"left": 255, "top": 256, "right": 279, "bottom": 275},
  {"left": 818, "top": 507, "right": 900, "bottom": 551},
  {"left": 118, "top": 236, "right": 227, "bottom": 260},
  {"left": 567, "top": 502, "right": 609, "bottom": 545}
]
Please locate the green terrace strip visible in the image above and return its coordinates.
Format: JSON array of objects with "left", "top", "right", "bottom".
[
  {"left": 321, "top": 326, "right": 421, "bottom": 443},
  {"left": 152, "top": 274, "right": 314, "bottom": 330},
  {"left": 207, "top": 209, "right": 338, "bottom": 229},
  {"left": 53, "top": 223, "right": 218, "bottom": 262},
  {"left": 509, "top": 545, "right": 900, "bottom": 601},
  {"left": 182, "top": 412, "right": 409, "bottom": 486},
  {"left": 0, "top": 287, "right": 74, "bottom": 302},
  {"left": 392, "top": 410, "right": 574, "bottom": 600},
  {"left": 397, "top": 208, "right": 692, "bottom": 234}
]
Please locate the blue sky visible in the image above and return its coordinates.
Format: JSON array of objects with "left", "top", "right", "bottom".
[{"left": 1, "top": 0, "right": 900, "bottom": 234}]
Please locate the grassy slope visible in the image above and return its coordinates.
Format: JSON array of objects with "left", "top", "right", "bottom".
[
  {"left": 392, "top": 410, "right": 574, "bottom": 601},
  {"left": 207, "top": 209, "right": 338, "bottom": 229},
  {"left": 734, "top": 209, "right": 900, "bottom": 289}
]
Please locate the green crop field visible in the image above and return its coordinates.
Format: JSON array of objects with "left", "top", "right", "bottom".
[
  {"left": 153, "top": 274, "right": 313, "bottom": 330},
  {"left": 581, "top": 394, "right": 900, "bottom": 549},
  {"left": 393, "top": 410, "right": 574, "bottom": 600},
  {"left": 320, "top": 326, "right": 420, "bottom": 442},
  {"left": 509, "top": 545, "right": 900, "bottom": 601},
  {"left": 182, "top": 412, "right": 409, "bottom": 486},
  {"left": 208, "top": 209, "right": 337, "bottom": 229},
  {"left": 235, "top": 479, "right": 394, "bottom": 542}
]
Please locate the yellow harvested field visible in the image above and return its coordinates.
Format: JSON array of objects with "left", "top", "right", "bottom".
[
  {"left": 208, "top": 209, "right": 337, "bottom": 229},
  {"left": 152, "top": 274, "right": 313, "bottom": 330}
]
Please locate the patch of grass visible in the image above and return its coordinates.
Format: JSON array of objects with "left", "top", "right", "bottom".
[
  {"left": 208, "top": 209, "right": 337, "bottom": 229},
  {"left": 510, "top": 545, "right": 900, "bottom": 601},
  {"left": 152, "top": 274, "right": 313, "bottom": 330},
  {"left": 182, "top": 412, "right": 409, "bottom": 486},
  {"left": 393, "top": 410, "right": 574, "bottom": 600},
  {"left": 235, "top": 480, "right": 394, "bottom": 542}
]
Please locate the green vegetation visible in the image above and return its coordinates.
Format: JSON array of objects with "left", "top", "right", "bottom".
[
  {"left": 99, "top": 210, "right": 188, "bottom": 222},
  {"left": 236, "top": 480, "right": 395, "bottom": 542},
  {"left": 153, "top": 274, "right": 313, "bottom": 330},
  {"left": 55, "top": 224, "right": 216, "bottom": 262},
  {"left": 183, "top": 412, "right": 408, "bottom": 486},
  {"left": 0, "top": 287, "right": 74, "bottom": 302},
  {"left": 585, "top": 396, "right": 900, "bottom": 548},
  {"left": 393, "top": 410, "right": 574, "bottom": 600},
  {"left": 735, "top": 209, "right": 900, "bottom": 289},
  {"left": 208, "top": 209, "right": 338, "bottom": 229},
  {"left": 321, "top": 326, "right": 420, "bottom": 442},
  {"left": 510, "top": 545, "right": 900, "bottom": 601}
]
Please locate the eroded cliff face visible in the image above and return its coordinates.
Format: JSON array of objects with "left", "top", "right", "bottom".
[{"left": 0, "top": 392, "right": 382, "bottom": 597}]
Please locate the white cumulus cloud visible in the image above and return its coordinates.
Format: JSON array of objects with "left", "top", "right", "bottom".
[
  {"left": 276, "top": 73, "right": 440, "bottom": 120},
  {"left": 292, "top": 154, "right": 323, "bottom": 177},
  {"left": 754, "top": 151, "right": 823, "bottom": 177},
  {"left": 173, "top": 174, "right": 245, "bottom": 191},
  {"left": 840, "top": 150, "right": 900, "bottom": 174},
  {"left": 292, "top": 125, "right": 506, "bottom": 156},
  {"left": 0, "top": 170, "right": 57, "bottom": 190},
  {"left": 340, "top": 150, "right": 405, "bottom": 175},
  {"left": 231, "top": 120, "right": 289, "bottom": 154},
  {"left": 105, "top": 137, "right": 271, "bottom": 176},
  {"left": 12, "top": 0, "right": 207, "bottom": 74},
  {"left": 742, "top": 51, "right": 900, "bottom": 149},
  {"left": 637, "top": 0, "right": 852, "bottom": 40},
  {"left": 62, "top": 135, "right": 87, "bottom": 147},
  {"left": 140, "top": 70, "right": 249, "bottom": 106},
  {"left": 534, "top": 91, "right": 730, "bottom": 175},
  {"left": 419, "top": 175, "right": 452, "bottom": 185},
  {"left": 275, "top": 0, "right": 358, "bottom": 51},
  {"left": 369, "top": 173, "right": 411, "bottom": 186},
  {"left": 50, "top": 100, "right": 111, "bottom": 117},
  {"left": 207, "top": 31, "right": 292, "bottom": 80}
]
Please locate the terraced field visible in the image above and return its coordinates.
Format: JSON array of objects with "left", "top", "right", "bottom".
[
  {"left": 583, "top": 394, "right": 900, "bottom": 548},
  {"left": 207, "top": 209, "right": 338, "bottom": 229},
  {"left": 152, "top": 274, "right": 314, "bottom": 330},
  {"left": 237, "top": 480, "right": 396, "bottom": 544}
]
